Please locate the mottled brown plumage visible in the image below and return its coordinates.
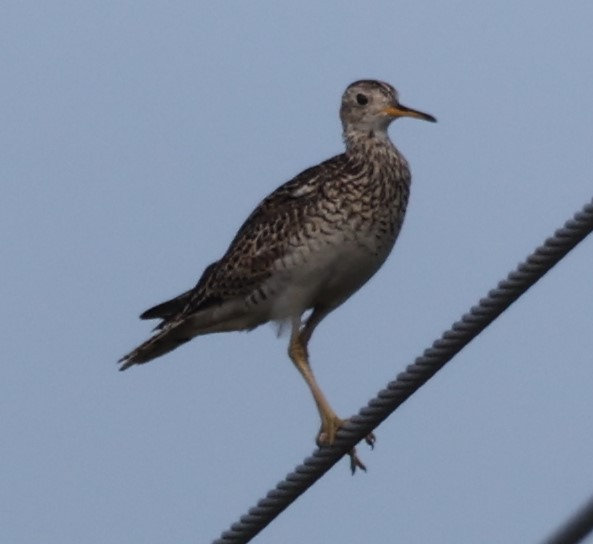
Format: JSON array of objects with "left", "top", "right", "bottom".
[{"left": 120, "top": 80, "right": 435, "bottom": 471}]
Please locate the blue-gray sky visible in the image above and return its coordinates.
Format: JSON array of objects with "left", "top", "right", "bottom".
[{"left": 3, "top": 2, "right": 593, "bottom": 543}]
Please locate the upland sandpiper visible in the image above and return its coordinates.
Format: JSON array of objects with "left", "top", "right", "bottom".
[{"left": 120, "top": 80, "right": 436, "bottom": 471}]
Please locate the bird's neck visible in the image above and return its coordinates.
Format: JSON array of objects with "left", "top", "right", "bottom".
[{"left": 343, "top": 127, "right": 402, "bottom": 164}]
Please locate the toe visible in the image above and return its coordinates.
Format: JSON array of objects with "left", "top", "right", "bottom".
[{"left": 348, "top": 447, "right": 367, "bottom": 474}]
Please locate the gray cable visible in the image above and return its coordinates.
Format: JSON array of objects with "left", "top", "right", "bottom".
[
  {"left": 213, "top": 199, "right": 593, "bottom": 544},
  {"left": 542, "top": 494, "right": 593, "bottom": 544}
]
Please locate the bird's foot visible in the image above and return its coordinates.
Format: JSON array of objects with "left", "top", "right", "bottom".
[
  {"left": 348, "top": 446, "right": 367, "bottom": 474},
  {"left": 365, "top": 431, "right": 376, "bottom": 449},
  {"left": 347, "top": 432, "right": 376, "bottom": 474},
  {"left": 316, "top": 413, "right": 344, "bottom": 446},
  {"left": 316, "top": 416, "right": 376, "bottom": 474}
]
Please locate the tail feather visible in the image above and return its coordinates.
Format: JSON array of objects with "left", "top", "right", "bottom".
[
  {"left": 120, "top": 262, "right": 225, "bottom": 370},
  {"left": 141, "top": 262, "right": 219, "bottom": 322},
  {"left": 118, "top": 322, "right": 193, "bottom": 371},
  {"left": 139, "top": 289, "right": 193, "bottom": 321}
]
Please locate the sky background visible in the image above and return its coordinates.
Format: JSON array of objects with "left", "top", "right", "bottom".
[{"left": 3, "top": 2, "right": 593, "bottom": 543}]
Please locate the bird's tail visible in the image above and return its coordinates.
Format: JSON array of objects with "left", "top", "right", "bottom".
[
  {"left": 118, "top": 322, "right": 193, "bottom": 371},
  {"left": 139, "top": 289, "right": 194, "bottom": 322}
]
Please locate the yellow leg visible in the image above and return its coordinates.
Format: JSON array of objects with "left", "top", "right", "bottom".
[
  {"left": 288, "top": 311, "right": 375, "bottom": 473},
  {"left": 288, "top": 319, "right": 342, "bottom": 445}
]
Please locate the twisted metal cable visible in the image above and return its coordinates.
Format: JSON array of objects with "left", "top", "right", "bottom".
[
  {"left": 542, "top": 493, "right": 593, "bottom": 544},
  {"left": 213, "top": 199, "right": 593, "bottom": 544}
]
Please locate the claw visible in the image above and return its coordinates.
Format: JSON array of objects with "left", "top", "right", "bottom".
[
  {"left": 348, "top": 447, "right": 367, "bottom": 474},
  {"left": 316, "top": 416, "right": 377, "bottom": 473},
  {"left": 348, "top": 433, "right": 376, "bottom": 473}
]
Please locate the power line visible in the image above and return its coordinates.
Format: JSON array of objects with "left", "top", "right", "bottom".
[
  {"left": 212, "top": 199, "right": 593, "bottom": 544},
  {"left": 542, "top": 493, "right": 593, "bottom": 544}
]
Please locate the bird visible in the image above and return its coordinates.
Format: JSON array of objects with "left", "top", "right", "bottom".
[{"left": 119, "top": 79, "right": 436, "bottom": 472}]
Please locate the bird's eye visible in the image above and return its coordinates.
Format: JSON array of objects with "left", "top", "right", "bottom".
[{"left": 356, "top": 93, "right": 368, "bottom": 106}]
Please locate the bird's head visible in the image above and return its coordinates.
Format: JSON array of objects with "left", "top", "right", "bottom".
[{"left": 340, "top": 80, "right": 436, "bottom": 136}]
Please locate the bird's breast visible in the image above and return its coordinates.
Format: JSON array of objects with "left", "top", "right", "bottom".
[
  {"left": 266, "top": 227, "right": 397, "bottom": 321},
  {"left": 253, "top": 156, "right": 411, "bottom": 321}
]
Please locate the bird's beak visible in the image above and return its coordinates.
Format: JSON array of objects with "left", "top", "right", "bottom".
[{"left": 383, "top": 104, "right": 437, "bottom": 123}]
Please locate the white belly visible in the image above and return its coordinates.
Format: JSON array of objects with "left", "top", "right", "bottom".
[{"left": 268, "top": 234, "right": 394, "bottom": 321}]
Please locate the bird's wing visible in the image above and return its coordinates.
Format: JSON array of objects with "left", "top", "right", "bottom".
[
  {"left": 140, "top": 289, "right": 193, "bottom": 321},
  {"left": 181, "top": 153, "right": 350, "bottom": 316},
  {"left": 119, "top": 154, "right": 353, "bottom": 369},
  {"left": 139, "top": 262, "right": 218, "bottom": 324}
]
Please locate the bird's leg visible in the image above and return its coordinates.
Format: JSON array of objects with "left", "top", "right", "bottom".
[
  {"left": 289, "top": 313, "right": 374, "bottom": 473},
  {"left": 288, "top": 319, "right": 342, "bottom": 446}
]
